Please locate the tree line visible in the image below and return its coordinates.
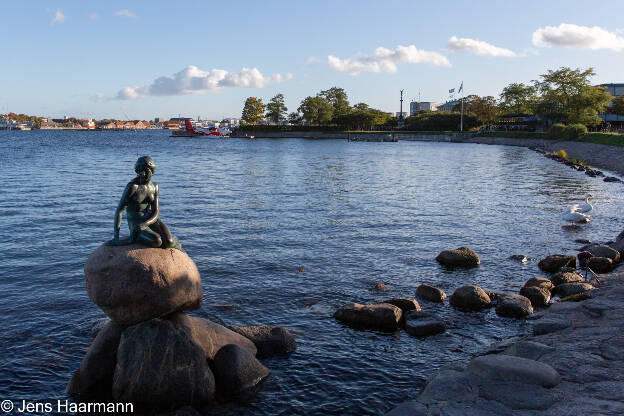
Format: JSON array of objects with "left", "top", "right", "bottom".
[{"left": 241, "top": 67, "right": 623, "bottom": 131}]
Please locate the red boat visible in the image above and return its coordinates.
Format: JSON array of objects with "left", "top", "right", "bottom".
[{"left": 171, "top": 120, "right": 228, "bottom": 137}]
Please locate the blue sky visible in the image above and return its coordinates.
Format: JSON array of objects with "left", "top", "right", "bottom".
[{"left": 1, "top": 0, "right": 623, "bottom": 120}]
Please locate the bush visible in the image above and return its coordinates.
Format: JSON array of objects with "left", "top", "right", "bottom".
[
  {"left": 553, "top": 149, "right": 568, "bottom": 159},
  {"left": 405, "top": 112, "right": 480, "bottom": 131},
  {"left": 564, "top": 124, "right": 588, "bottom": 140},
  {"left": 547, "top": 123, "right": 567, "bottom": 139}
]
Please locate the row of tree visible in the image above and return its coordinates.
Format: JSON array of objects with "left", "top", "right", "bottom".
[{"left": 241, "top": 67, "right": 623, "bottom": 130}]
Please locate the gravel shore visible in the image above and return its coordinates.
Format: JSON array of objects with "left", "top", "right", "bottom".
[{"left": 386, "top": 267, "right": 624, "bottom": 415}]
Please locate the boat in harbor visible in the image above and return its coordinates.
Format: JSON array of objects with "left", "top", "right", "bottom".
[{"left": 172, "top": 120, "right": 230, "bottom": 138}]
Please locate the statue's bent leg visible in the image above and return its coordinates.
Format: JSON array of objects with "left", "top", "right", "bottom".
[
  {"left": 155, "top": 220, "right": 175, "bottom": 248},
  {"left": 137, "top": 228, "right": 162, "bottom": 248}
]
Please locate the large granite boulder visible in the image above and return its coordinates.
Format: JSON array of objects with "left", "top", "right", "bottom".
[
  {"left": 588, "top": 256, "right": 613, "bottom": 273},
  {"left": 67, "top": 321, "right": 124, "bottom": 400},
  {"left": 334, "top": 302, "right": 402, "bottom": 331},
  {"left": 495, "top": 294, "right": 534, "bottom": 318},
  {"left": 582, "top": 244, "right": 620, "bottom": 263},
  {"left": 228, "top": 325, "right": 296, "bottom": 358},
  {"left": 550, "top": 269, "right": 584, "bottom": 286},
  {"left": 112, "top": 318, "right": 215, "bottom": 410},
  {"left": 553, "top": 282, "right": 596, "bottom": 298},
  {"left": 538, "top": 255, "right": 576, "bottom": 273},
  {"left": 435, "top": 247, "right": 480, "bottom": 268},
  {"left": 169, "top": 313, "right": 257, "bottom": 360},
  {"left": 449, "top": 285, "right": 492, "bottom": 311},
  {"left": 382, "top": 298, "right": 421, "bottom": 313},
  {"left": 415, "top": 284, "right": 447, "bottom": 303},
  {"left": 522, "top": 277, "right": 554, "bottom": 292},
  {"left": 467, "top": 355, "right": 561, "bottom": 388},
  {"left": 212, "top": 344, "right": 270, "bottom": 394},
  {"left": 404, "top": 311, "right": 446, "bottom": 337},
  {"left": 85, "top": 244, "right": 203, "bottom": 325},
  {"left": 519, "top": 286, "right": 551, "bottom": 308}
]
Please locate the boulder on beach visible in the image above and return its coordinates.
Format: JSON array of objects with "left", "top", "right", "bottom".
[
  {"left": 519, "top": 286, "right": 551, "bottom": 308},
  {"left": 415, "top": 284, "right": 447, "bottom": 303},
  {"left": 449, "top": 285, "right": 492, "bottom": 311},
  {"left": 588, "top": 256, "right": 613, "bottom": 273},
  {"left": 112, "top": 318, "right": 215, "bottom": 410},
  {"left": 550, "top": 269, "right": 584, "bottom": 286},
  {"left": 435, "top": 246, "right": 480, "bottom": 268},
  {"left": 228, "top": 325, "right": 296, "bottom": 358},
  {"left": 495, "top": 294, "right": 534, "bottom": 318},
  {"left": 334, "top": 302, "right": 402, "bottom": 331},
  {"left": 553, "top": 282, "right": 596, "bottom": 298},
  {"left": 169, "top": 313, "right": 257, "bottom": 360},
  {"left": 581, "top": 244, "right": 620, "bottom": 263},
  {"left": 212, "top": 344, "right": 270, "bottom": 394},
  {"left": 404, "top": 311, "right": 446, "bottom": 337},
  {"left": 467, "top": 355, "right": 561, "bottom": 388},
  {"left": 382, "top": 298, "right": 421, "bottom": 313},
  {"left": 85, "top": 244, "right": 202, "bottom": 325},
  {"left": 67, "top": 321, "right": 124, "bottom": 400},
  {"left": 537, "top": 255, "right": 576, "bottom": 273},
  {"left": 523, "top": 277, "right": 554, "bottom": 292}
]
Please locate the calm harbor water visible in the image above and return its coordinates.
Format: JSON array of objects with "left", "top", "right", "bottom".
[{"left": 0, "top": 130, "right": 622, "bottom": 415}]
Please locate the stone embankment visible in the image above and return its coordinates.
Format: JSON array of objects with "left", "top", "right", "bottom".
[{"left": 386, "top": 267, "right": 624, "bottom": 416}]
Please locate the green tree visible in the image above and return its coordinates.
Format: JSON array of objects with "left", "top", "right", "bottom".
[
  {"left": 319, "top": 87, "right": 351, "bottom": 120},
  {"left": 287, "top": 111, "right": 302, "bottom": 125},
  {"left": 265, "top": 93, "right": 288, "bottom": 124},
  {"left": 535, "top": 67, "right": 613, "bottom": 126},
  {"left": 454, "top": 95, "right": 500, "bottom": 126},
  {"left": 298, "top": 96, "right": 333, "bottom": 125},
  {"left": 611, "top": 96, "right": 624, "bottom": 116},
  {"left": 499, "top": 82, "right": 537, "bottom": 114},
  {"left": 241, "top": 97, "right": 265, "bottom": 124}
]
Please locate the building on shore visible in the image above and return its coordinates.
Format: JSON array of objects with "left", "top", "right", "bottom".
[
  {"left": 598, "top": 83, "right": 624, "bottom": 130},
  {"left": 437, "top": 100, "right": 460, "bottom": 112},
  {"left": 409, "top": 102, "right": 441, "bottom": 116}
]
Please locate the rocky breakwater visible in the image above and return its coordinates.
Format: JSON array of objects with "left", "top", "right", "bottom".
[{"left": 67, "top": 244, "right": 291, "bottom": 412}]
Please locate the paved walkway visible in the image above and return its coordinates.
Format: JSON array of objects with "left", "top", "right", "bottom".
[{"left": 386, "top": 267, "right": 624, "bottom": 416}]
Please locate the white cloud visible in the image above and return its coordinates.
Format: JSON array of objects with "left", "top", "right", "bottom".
[
  {"left": 532, "top": 23, "right": 624, "bottom": 51},
  {"left": 92, "top": 93, "right": 106, "bottom": 103},
  {"left": 50, "top": 9, "right": 66, "bottom": 25},
  {"left": 327, "top": 45, "right": 450, "bottom": 76},
  {"left": 88, "top": 12, "right": 99, "bottom": 20},
  {"left": 447, "top": 36, "right": 517, "bottom": 57},
  {"left": 116, "top": 65, "right": 289, "bottom": 100},
  {"left": 115, "top": 9, "right": 136, "bottom": 19},
  {"left": 307, "top": 56, "right": 320, "bottom": 64}
]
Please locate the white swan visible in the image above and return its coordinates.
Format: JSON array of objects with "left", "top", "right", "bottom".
[
  {"left": 561, "top": 210, "right": 590, "bottom": 222},
  {"left": 568, "top": 195, "right": 593, "bottom": 214}
]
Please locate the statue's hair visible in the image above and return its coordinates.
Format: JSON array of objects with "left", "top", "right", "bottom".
[{"left": 135, "top": 156, "right": 156, "bottom": 174}]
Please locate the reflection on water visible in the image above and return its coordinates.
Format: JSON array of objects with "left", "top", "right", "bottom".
[{"left": 0, "top": 130, "right": 622, "bottom": 415}]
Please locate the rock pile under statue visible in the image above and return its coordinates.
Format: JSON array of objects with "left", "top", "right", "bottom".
[{"left": 67, "top": 243, "right": 279, "bottom": 411}]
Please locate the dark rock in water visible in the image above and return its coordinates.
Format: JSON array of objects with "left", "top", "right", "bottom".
[
  {"left": 85, "top": 244, "right": 203, "bottom": 325},
  {"left": 228, "top": 325, "right": 296, "bottom": 358},
  {"left": 435, "top": 246, "right": 480, "bottom": 268},
  {"left": 67, "top": 321, "right": 124, "bottom": 400},
  {"left": 550, "top": 269, "right": 584, "bottom": 286},
  {"left": 553, "top": 282, "right": 595, "bottom": 298},
  {"left": 582, "top": 244, "right": 621, "bottom": 263},
  {"left": 508, "top": 255, "right": 528, "bottom": 263},
  {"left": 334, "top": 302, "right": 402, "bottom": 331},
  {"left": 520, "top": 286, "right": 551, "bottom": 308},
  {"left": 588, "top": 256, "right": 613, "bottom": 273},
  {"left": 538, "top": 254, "right": 576, "bottom": 273},
  {"left": 449, "top": 285, "right": 492, "bottom": 311},
  {"left": 523, "top": 277, "right": 554, "bottom": 292},
  {"left": 574, "top": 239, "right": 591, "bottom": 244},
  {"left": 558, "top": 292, "right": 593, "bottom": 302},
  {"left": 404, "top": 311, "right": 446, "bottom": 337},
  {"left": 112, "top": 318, "right": 215, "bottom": 410},
  {"left": 374, "top": 283, "right": 389, "bottom": 291},
  {"left": 382, "top": 298, "right": 421, "bottom": 313},
  {"left": 415, "top": 284, "right": 447, "bottom": 303},
  {"left": 495, "top": 294, "right": 534, "bottom": 318},
  {"left": 169, "top": 313, "right": 257, "bottom": 360},
  {"left": 212, "top": 344, "right": 270, "bottom": 394},
  {"left": 604, "top": 176, "right": 622, "bottom": 183}
]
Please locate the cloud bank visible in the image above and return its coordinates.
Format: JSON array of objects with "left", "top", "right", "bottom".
[
  {"left": 116, "top": 66, "right": 291, "bottom": 100},
  {"left": 447, "top": 36, "right": 516, "bottom": 57},
  {"left": 50, "top": 9, "right": 66, "bottom": 25},
  {"left": 532, "top": 23, "right": 624, "bottom": 51},
  {"left": 327, "top": 45, "right": 451, "bottom": 75},
  {"left": 115, "top": 9, "right": 136, "bottom": 19}
]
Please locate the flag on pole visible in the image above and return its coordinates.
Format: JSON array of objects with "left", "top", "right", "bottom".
[
  {"left": 458, "top": 82, "right": 463, "bottom": 93},
  {"left": 449, "top": 88, "right": 455, "bottom": 93}
]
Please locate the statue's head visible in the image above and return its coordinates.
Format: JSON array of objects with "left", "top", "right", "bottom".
[{"left": 135, "top": 156, "right": 156, "bottom": 184}]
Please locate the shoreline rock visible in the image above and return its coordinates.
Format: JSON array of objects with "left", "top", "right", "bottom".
[
  {"left": 435, "top": 246, "right": 480, "bottom": 268},
  {"left": 449, "top": 285, "right": 492, "bottom": 311},
  {"left": 415, "top": 284, "right": 447, "bottom": 303},
  {"left": 334, "top": 302, "right": 402, "bottom": 331}
]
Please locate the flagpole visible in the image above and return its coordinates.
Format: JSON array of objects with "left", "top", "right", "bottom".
[{"left": 460, "top": 81, "right": 464, "bottom": 133}]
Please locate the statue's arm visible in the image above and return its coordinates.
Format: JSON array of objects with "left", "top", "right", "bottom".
[
  {"left": 140, "top": 183, "right": 160, "bottom": 229},
  {"left": 113, "top": 183, "right": 134, "bottom": 240}
]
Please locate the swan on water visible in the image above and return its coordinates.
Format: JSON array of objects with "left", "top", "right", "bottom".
[
  {"left": 561, "top": 210, "right": 590, "bottom": 222},
  {"left": 568, "top": 195, "right": 593, "bottom": 214}
]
